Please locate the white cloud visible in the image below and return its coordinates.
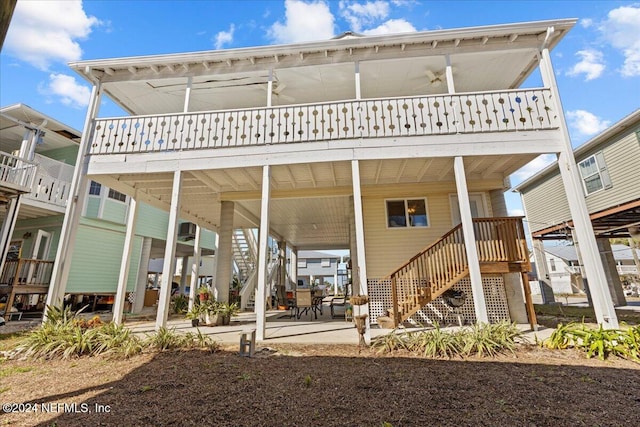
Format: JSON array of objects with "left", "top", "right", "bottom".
[
  {"left": 566, "top": 49, "right": 605, "bottom": 81},
  {"left": 511, "top": 154, "right": 556, "bottom": 183},
  {"left": 599, "top": 5, "right": 640, "bottom": 77},
  {"left": 566, "top": 110, "right": 611, "bottom": 137},
  {"left": 214, "top": 24, "right": 235, "bottom": 49},
  {"left": 580, "top": 18, "right": 593, "bottom": 28},
  {"left": 509, "top": 208, "right": 525, "bottom": 217},
  {"left": 4, "top": 0, "right": 99, "bottom": 70},
  {"left": 267, "top": 0, "right": 335, "bottom": 44},
  {"left": 362, "top": 18, "right": 416, "bottom": 35},
  {"left": 339, "top": 1, "right": 389, "bottom": 32},
  {"left": 40, "top": 74, "right": 91, "bottom": 108}
]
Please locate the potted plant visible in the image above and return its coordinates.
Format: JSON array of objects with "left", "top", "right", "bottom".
[
  {"left": 201, "top": 299, "right": 221, "bottom": 326},
  {"left": 218, "top": 302, "right": 239, "bottom": 325},
  {"left": 186, "top": 304, "right": 202, "bottom": 327},
  {"left": 198, "top": 285, "right": 210, "bottom": 302}
]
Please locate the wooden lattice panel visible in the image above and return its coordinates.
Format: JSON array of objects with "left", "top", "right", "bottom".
[{"left": 368, "top": 275, "right": 511, "bottom": 326}]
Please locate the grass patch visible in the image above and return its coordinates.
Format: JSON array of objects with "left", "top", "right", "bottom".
[{"left": 0, "top": 366, "right": 33, "bottom": 378}]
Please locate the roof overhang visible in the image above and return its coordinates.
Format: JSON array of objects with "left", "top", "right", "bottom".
[{"left": 69, "top": 19, "right": 576, "bottom": 117}]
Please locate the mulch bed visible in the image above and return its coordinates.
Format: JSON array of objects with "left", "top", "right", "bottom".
[{"left": 1, "top": 344, "right": 639, "bottom": 426}]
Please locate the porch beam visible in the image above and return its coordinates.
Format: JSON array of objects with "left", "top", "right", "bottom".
[
  {"left": 256, "top": 165, "right": 271, "bottom": 341},
  {"left": 86, "top": 132, "right": 564, "bottom": 176},
  {"left": 113, "top": 197, "right": 139, "bottom": 325},
  {"left": 454, "top": 156, "right": 489, "bottom": 323},
  {"left": 155, "top": 170, "right": 182, "bottom": 330}
]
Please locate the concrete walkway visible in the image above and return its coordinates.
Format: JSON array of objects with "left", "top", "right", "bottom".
[{"left": 124, "top": 307, "right": 553, "bottom": 346}]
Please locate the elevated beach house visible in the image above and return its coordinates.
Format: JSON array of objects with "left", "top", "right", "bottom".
[{"left": 48, "top": 19, "right": 620, "bottom": 341}]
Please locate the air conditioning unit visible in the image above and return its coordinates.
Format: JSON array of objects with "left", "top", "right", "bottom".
[{"left": 178, "top": 222, "right": 196, "bottom": 241}]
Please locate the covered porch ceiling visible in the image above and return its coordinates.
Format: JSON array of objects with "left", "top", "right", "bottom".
[{"left": 95, "top": 154, "right": 538, "bottom": 249}]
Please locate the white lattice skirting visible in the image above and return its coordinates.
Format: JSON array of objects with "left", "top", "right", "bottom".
[{"left": 367, "top": 276, "right": 511, "bottom": 326}]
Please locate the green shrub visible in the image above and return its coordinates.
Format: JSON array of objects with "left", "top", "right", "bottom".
[
  {"left": 373, "top": 321, "right": 524, "bottom": 359},
  {"left": 13, "top": 306, "right": 217, "bottom": 360},
  {"left": 544, "top": 322, "right": 640, "bottom": 362}
]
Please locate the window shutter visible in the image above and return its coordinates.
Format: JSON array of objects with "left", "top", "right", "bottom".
[{"left": 595, "top": 151, "right": 612, "bottom": 189}]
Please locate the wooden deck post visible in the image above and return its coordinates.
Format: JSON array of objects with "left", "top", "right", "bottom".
[
  {"left": 520, "top": 271, "right": 537, "bottom": 331},
  {"left": 390, "top": 276, "right": 399, "bottom": 327}
]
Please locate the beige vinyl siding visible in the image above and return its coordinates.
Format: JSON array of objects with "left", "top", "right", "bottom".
[
  {"left": 520, "top": 172, "right": 571, "bottom": 234},
  {"left": 578, "top": 130, "right": 640, "bottom": 212},
  {"left": 134, "top": 204, "right": 170, "bottom": 240},
  {"left": 522, "top": 126, "right": 640, "bottom": 233},
  {"left": 66, "top": 225, "right": 142, "bottom": 293},
  {"left": 362, "top": 182, "right": 496, "bottom": 277}
]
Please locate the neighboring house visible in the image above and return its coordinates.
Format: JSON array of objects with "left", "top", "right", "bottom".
[
  {"left": 296, "top": 250, "right": 345, "bottom": 294},
  {"left": 515, "top": 109, "right": 640, "bottom": 307},
  {"left": 0, "top": 104, "right": 217, "bottom": 320},
  {"left": 529, "top": 244, "right": 640, "bottom": 296},
  {"left": 49, "top": 18, "right": 621, "bottom": 340}
]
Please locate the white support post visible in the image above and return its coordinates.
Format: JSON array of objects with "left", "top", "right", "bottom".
[
  {"left": 540, "top": 43, "right": 618, "bottom": 328},
  {"left": 113, "top": 198, "right": 139, "bottom": 325},
  {"left": 133, "top": 237, "right": 153, "bottom": 313},
  {"left": 267, "top": 69, "right": 273, "bottom": 107},
  {"left": 454, "top": 156, "right": 489, "bottom": 324},
  {"left": 0, "top": 196, "right": 21, "bottom": 276},
  {"left": 179, "top": 256, "right": 189, "bottom": 295},
  {"left": 188, "top": 225, "right": 202, "bottom": 311},
  {"left": 183, "top": 76, "right": 192, "bottom": 113},
  {"left": 290, "top": 247, "right": 298, "bottom": 288},
  {"left": 215, "top": 202, "right": 234, "bottom": 303},
  {"left": 256, "top": 165, "right": 271, "bottom": 341},
  {"left": 351, "top": 160, "right": 370, "bottom": 344},
  {"left": 445, "top": 55, "right": 456, "bottom": 93},
  {"left": 47, "top": 82, "right": 102, "bottom": 311},
  {"left": 155, "top": 170, "right": 182, "bottom": 330},
  {"left": 354, "top": 61, "right": 361, "bottom": 100}
]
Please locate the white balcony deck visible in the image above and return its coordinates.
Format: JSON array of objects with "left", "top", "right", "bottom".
[
  {"left": 0, "top": 151, "right": 37, "bottom": 197},
  {"left": 22, "top": 154, "right": 74, "bottom": 212},
  {"left": 89, "top": 88, "right": 558, "bottom": 156}
]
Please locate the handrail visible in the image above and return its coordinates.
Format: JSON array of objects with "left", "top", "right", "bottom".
[
  {"left": 0, "top": 258, "right": 54, "bottom": 286},
  {"left": 384, "top": 217, "right": 529, "bottom": 325},
  {"left": 0, "top": 151, "right": 38, "bottom": 192},
  {"left": 88, "top": 88, "right": 559, "bottom": 155}
]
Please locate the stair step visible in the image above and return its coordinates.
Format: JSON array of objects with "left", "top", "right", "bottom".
[{"left": 376, "top": 316, "right": 395, "bottom": 329}]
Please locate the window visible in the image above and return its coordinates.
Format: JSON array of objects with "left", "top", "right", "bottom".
[
  {"left": 578, "top": 152, "right": 611, "bottom": 195},
  {"left": 297, "top": 259, "right": 307, "bottom": 268},
  {"left": 88, "top": 181, "right": 102, "bottom": 196},
  {"left": 549, "top": 259, "right": 556, "bottom": 272},
  {"left": 108, "top": 188, "right": 127, "bottom": 202},
  {"left": 321, "top": 258, "right": 331, "bottom": 267},
  {"left": 386, "top": 199, "right": 428, "bottom": 228}
]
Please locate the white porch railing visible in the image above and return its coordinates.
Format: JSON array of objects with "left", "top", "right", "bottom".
[
  {"left": 88, "top": 88, "right": 559, "bottom": 155},
  {"left": 617, "top": 265, "right": 639, "bottom": 275},
  {"left": 23, "top": 154, "right": 74, "bottom": 208},
  {"left": 0, "top": 151, "right": 37, "bottom": 194}
]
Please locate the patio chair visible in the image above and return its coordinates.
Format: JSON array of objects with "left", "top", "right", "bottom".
[{"left": 294, "top": 289, "right": 316, "bottom": 320}]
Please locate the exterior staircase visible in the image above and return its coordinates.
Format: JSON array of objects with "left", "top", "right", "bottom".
[{"left": 376, "top": 217, "right": 533, "bottom": 328}]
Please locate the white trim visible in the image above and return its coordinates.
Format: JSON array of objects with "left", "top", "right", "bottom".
[{"left": 577, "top": 154, "right": 605, "bottom": 195}]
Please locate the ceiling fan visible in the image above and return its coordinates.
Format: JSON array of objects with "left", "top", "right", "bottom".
[
  {"left": 262, "top": 81, "right": 295, "bottom": 103},
  {"left": 413, "top": 68, "right": 450, "bottom": 91}
]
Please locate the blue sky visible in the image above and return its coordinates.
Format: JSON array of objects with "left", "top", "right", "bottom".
[{"left": 1, "top": 0, "right": 639, "bottom": 216}]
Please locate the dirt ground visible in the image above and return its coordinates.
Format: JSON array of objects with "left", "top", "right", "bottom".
[{"left": 1, "top": 342, "right": 639, "bottom": 427}]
